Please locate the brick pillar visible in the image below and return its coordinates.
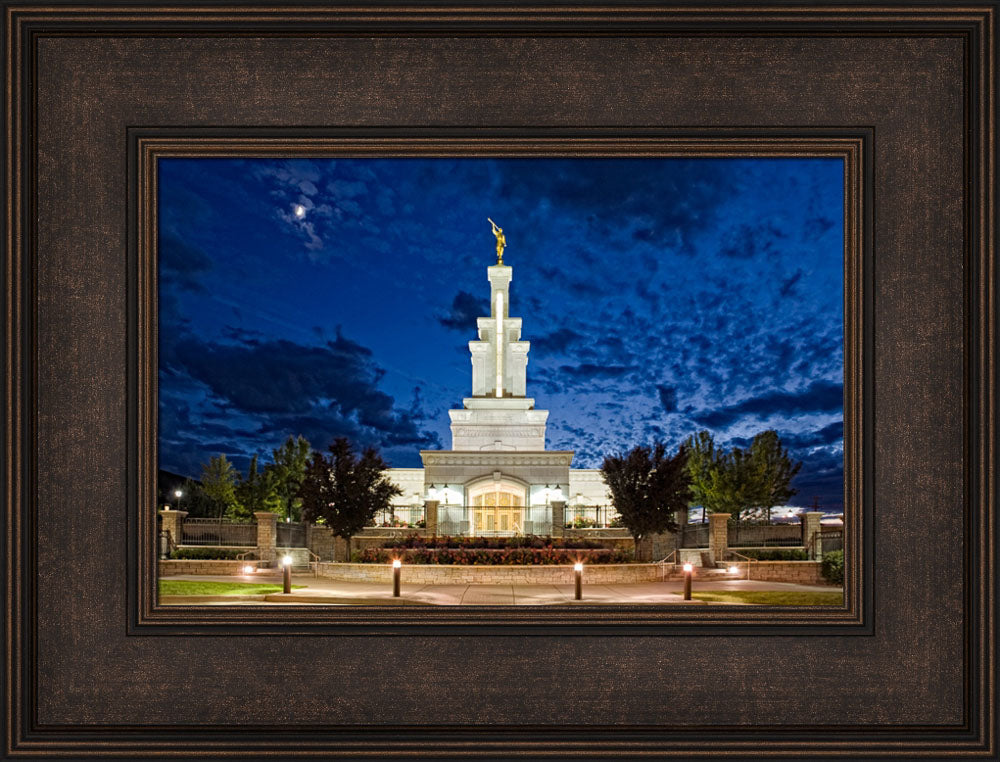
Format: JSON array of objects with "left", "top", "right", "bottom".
[
  {"left": 424, "top": 500, "right": 439, "bottom": 535},
  {"left": 550, "top": 500, "right": 566, "bottom": 537},
  {"left": 158, "top": 509, "right": 187, "bottom": 551},
  {"left": 255, "top": 511, "right": 277, "bottom": 563},
  {"left": 800, "top": 512, "right": 823, "bottom": 559},
  {"left": 708, "top": 512, "right": 730, "bottom": 565}
]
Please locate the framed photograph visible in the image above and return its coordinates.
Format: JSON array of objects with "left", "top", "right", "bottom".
[{"left": 4, "top": 3, "right": 995, "bottom": 759}]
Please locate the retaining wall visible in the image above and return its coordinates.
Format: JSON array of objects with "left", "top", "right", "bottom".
[
  {"left": 159, "top": 559, "right": 257, "bottom": 576},
  {"left": 746, "top": 561, "right": 826, "bottom": 585},
  {"left": 316, "top": 562, "right": 664, "bottom": 585}
]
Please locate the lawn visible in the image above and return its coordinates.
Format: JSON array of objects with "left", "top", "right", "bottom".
[
  {"left": 691, "top": 590, "right": 844, "bottom": 606},
  {"left": 159, "top": 580, "right": 306, "bottom": 596}
]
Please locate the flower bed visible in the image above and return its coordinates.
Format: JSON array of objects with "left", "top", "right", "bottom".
[
  {"left": 355, "top": 546, "right": 633, "bottom": 565},
  {"left": 379, "top": 535, "right": 607, "bottom": 550}
]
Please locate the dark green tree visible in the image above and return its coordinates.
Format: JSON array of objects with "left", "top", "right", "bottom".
[
  {"left": 600, "top": 441, "right": 691, "bottom": 561},
  {"left": 266, "top": 434, "right": 311, "bottom": 522},
  {"left": 200, "top": 454, "right": 243, "bottom": 519},
  {"left": 748, "top": 429, "right": 802, "bottom": 522},
  {"left": 234, "top": 454, "right": 281, "bottom": 521},
  {"left": 298, "top": 438, "right": 401, "bottom": 554}
]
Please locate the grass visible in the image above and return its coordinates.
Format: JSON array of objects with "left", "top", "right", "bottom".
[
  {"left": 691, "top": 590, "right": 844, "bottom": 606},
  {"left": 159, "top": 580, "right": 306, "bottom": 596}
]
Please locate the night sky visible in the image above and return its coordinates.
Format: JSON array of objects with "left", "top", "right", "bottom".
[{"left": 158, "top": 157, "right": 844, "bottom": 513}]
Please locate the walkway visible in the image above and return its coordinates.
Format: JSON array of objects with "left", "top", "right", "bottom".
[{"left": 160, "top": 574, "right": 838, "bottom": 606}]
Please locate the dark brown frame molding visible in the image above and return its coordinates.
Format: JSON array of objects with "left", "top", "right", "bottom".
[{"left": 4, "top": 3, "right": 996, "bottom": 759}]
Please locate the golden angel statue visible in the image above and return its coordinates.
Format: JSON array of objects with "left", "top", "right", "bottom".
[{"left": 488, "top": 217, "right": 506, "bottom": 264}]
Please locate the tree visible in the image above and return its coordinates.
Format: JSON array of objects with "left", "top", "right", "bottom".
[
  {"left": 685, "top": 431, "right": 762, "bottom": 521},
  {"left": 267, "top": 435, "right": 311, "bottom": 521},
  {"left": 234, "top": 454, "right": 281, "bottom": 521},
  {"left": 684, "top": 430, "right": 718, "bottom": 523},
  {"left": 600, "top": 441, "right": 691, "bottom": 561},
  {"left": 747, "top": 429, "right": 802, "bottom": 522},
  {"left": 298, "top": 438, "right": 401, "bottom": 554},
  {"left": 200, "top": 454, "right": 243, "bottom": 519}
]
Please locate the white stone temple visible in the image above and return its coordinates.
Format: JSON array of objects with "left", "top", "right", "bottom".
[{"left": 384, "top": 243, "right": 614, "bottom": 536}]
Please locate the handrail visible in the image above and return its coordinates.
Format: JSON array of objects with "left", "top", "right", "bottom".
[
  {"left": 306, "top": 549, "right": 321, "bottom": 577},
  {"left": 655, "top": 549, "right": 680, "bottom": 580},
  {"left": 722, "top": 549, "right": 757, "bottom": 581}
]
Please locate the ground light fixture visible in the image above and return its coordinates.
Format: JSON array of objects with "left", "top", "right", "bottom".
[
  {"left": 242, "top": 565, "right": 255, "bottom": 575},
  {"left": 392, "top": 559, "right": 402, "bottom": 597},
  {"left": 682, "top": 563, "right": 693, "bottom": 601},
  {"left": 729, "top": 565, "right": 739, "bottom": 575},
  {"left": 574, "top": 562, "right": 583, "bottom": 600},
  {"left": 281, "top": 554, "right": 293, "bottom": 594}
]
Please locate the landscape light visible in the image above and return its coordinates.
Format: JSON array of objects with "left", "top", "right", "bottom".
[
  {"left": 573, "top": 562, "right": 583, "bottom": 572},
  {"left": 392, "top": 559, "right": 402, "bottom": 597},
  {"left": 729, "top": 566, "right": 739, "bottom": 575},
  {"left": 281, "top": 555, "right": 292, "bottom": 594},
  {"left": 173, "top": 489, "right": 182, "bottom": 498},
  {"left": 683, "top": 563, "right": 693, "bottom": 573},
  {"left": 682, "top": 563, "right": 693, "bottom": 601},
  {"left": 392, "top": 559, "right": 402, "bottom": 568},
  {"left": 243, "top": 565, "right": 255, "bottom": 575},
  {"left": 574, "top": 562, "right": 583, "bottom": 600}
]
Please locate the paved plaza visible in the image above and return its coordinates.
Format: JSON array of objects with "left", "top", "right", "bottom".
[{"left": 160, "top": 573, "right": 839, "bottom": 605}]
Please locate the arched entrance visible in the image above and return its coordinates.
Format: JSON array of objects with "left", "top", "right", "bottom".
[{"left": 467, "top": 478, "right": 527, "bottom": 535}]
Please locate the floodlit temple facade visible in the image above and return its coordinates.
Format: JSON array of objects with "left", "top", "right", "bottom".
[{"left": 384, "top": 255, "right": 614, "bottom": 536}]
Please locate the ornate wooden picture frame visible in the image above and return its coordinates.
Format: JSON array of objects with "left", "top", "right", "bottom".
[{"left": 4, "top": 3, "right": 995, "bottom": 759}]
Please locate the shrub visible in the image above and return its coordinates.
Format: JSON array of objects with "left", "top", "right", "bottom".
[
  {"left": 355, "top": 547, "right": 634, "bottom": 565},
  {"left": 821, "top": 550, "right": 844, "bottom": 585},
  {"left": 736, "top": 548, "right": 808, "bottom": 561},
  {"left": 171, "top": 547, "right": 245, "bottom": 560}
]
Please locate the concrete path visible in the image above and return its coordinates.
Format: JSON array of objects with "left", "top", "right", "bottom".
[{"left": 160, "top": 574, "right": 839, "bottom": 606}]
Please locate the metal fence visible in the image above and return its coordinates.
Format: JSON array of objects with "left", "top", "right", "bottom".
[
  {"left": 681, "top": 524, "right": 710, "bottom": 548},
  {"left": 276, "top": 520, "right": 307, "bottom": 547},
  {"left": 819, "top": 529, "right": 844, "bottom": 553},
  {"left": 728, "top": 520, "right": 802, "bottom": 547},
  {"left": 370, "top": 505, "right": 425, "bottom": 528},
  {"left": 564, "top": 505, "right": 619, "bottom": 529},
  {"left": 181, "top": 518, "right": 256, "bottom": 547}
]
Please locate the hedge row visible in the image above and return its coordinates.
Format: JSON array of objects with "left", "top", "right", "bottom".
[
  {"left": 355, "top": 547, "right": 634, "bottom": 565},
  {"left": 170, "top": 547, "right": 246, "bottom": 560},
  {"left": 380, "top": 535, "right": 607, "bottom": 550},
  {"left": 736, "top": 548, "right": 809, "bottom": 561}
]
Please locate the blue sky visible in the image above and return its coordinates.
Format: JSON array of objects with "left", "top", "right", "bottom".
[{"left": 158, "top": 156, "right": 844, "bottom": 511}]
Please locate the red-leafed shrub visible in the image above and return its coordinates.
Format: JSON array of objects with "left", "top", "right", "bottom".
[{"left": 355, "top": 546, "right": 633, "bottom": 565}]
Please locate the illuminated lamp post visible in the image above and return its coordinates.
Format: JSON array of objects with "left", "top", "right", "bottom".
[
  {"left": 392, "top": 559, "right": 402, "bottom": 597},
  {"left": 574, "top": 562, "right": 583, "bottom": 600},
  {"left": 683, "top": 563, "right": 693, "bottom": 601},
  {"left": 281, "top": 554, "right": 292, "bottom": 594},
  {"left": 173, "top": 489, "right": 183, "bottom": 511}
]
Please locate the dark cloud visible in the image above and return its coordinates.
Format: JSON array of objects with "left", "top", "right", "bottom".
[
  {"left": 693, "top": 380, "right": 843, "bottom": 428},
  {"left": 782, "top": 421, "right": 843, "bottom": 449},
  {"left": 438, "top": 290, "right": 488, "bottom": 331},
  {"left": 159, "top": 232, "right": 211, "bottom": 292},
  {"left": 779, "top": 269, "right": 804, "bottom": 297},
  {"left": 161, "top": 329, "right": 440, "bottom": 467},
  {"left": 557, "top": 363, "right": 638, "bottom": 380},
  {"left": 657, "top": 384, "right": 678, "bottom": 413},
  {"left": 532, "top": 328, "right": 583, "bottom": 355},
  {"left": 719, "top": 220, "right": 786, "bottom": 259}
]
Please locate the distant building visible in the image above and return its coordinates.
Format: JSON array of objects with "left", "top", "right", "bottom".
[{"left": 384, "top": 255, "right": 613, "bottom": 535}]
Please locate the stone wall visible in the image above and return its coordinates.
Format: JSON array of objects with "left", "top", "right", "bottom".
[
  {"left": 307, "top": 525, "right": 336, "bottom": 561},
  {"left": 316, "top": 562, "right": 664, "bottom": 585},
  {"left": 159, "top": 559, "right": 257, "bottom": 576},
  {"left": 747, "top": 561, "right": 827, "bottom": 585}
]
